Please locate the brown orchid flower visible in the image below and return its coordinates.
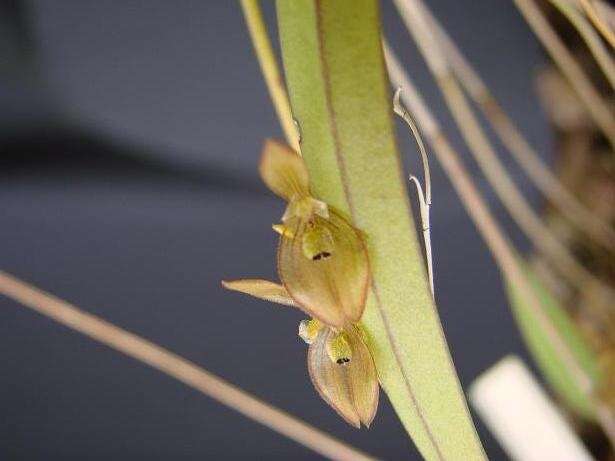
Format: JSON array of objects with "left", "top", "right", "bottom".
[
  {"left": 222, "top": 279, "right": 378, "bottom": 428},
  {"left": 258, "top": 139, "right": 370, "bottom": 329},
  {"left": 222, "top": 140, "right": 378, "bottom": 427}
]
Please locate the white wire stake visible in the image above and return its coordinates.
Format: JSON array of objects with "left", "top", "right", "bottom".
[{"left": 393, "top": 88, "right": 434, "bottom": 297}]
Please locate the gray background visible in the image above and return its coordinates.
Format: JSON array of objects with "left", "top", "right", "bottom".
[{"left": 0, "top": 1, "right": 552, "bottom": 459}]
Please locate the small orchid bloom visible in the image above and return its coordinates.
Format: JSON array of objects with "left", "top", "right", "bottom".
[
  {"left": 275, "top": 209, "right": 370, "bottom": 329},
  {"left": 260, "top": 139, "right": 370, "bottom": 329},
  {"left": 221, "top": 279, "right": 378, "bottom": 428},
  {"left": 222, "top": 139, "right": 377, "bottom": 427},
  {"left": 305, "top": 324, "right": 379, "bottom": 428}
]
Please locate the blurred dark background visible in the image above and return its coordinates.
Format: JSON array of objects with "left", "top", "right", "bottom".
[{"left": 0, "top": 1, "right": 553, "bottom": 459}]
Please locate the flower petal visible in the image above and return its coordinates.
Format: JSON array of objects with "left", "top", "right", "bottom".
[
  {"left": 307, "top": 327, "right": 379, "bottom": 428},
  {"left": 345, "top": 328, "right": 379, "bottom": 427},
  {"left": 221, "top": 279, "right": 297, "bottom": 307},
  {"left": 259, "top": 139, "right": 309, "bottom": 201},
  {"left": 278, "top": 209, "right": 370, "bottom": 328}
]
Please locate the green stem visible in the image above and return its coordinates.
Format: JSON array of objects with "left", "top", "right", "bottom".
[{"left": 276, "top": 1, "right": 485, "bottom": 459}]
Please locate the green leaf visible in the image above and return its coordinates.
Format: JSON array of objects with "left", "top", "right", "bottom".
[
  {"left": 276, "top": 1, "right": 485, "bottom": 459},
  {"left": 505, "top": 263, "right": 600, "bottom": 420}
]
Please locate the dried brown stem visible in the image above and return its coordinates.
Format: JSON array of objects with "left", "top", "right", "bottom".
[
  {"left": 549, "top": 0, "right": 615, "bottom": 89},
  {"left": 513, "top": 0, "right": 615, "bottom": 151},
  {"left": 421, "top": 5, "right": 615, "bottom": 253},
  {"left": 384, "top": 41, "right": 615, "bottom": 448},
  {"left": 394, "top": 0, "right": 613, "bottom": 305},
  {"left": 0, "top": 271, "right": 376, "bottom": 461},
  {"left": 577, "top": 0, "right": 615, "bottom": 48},
  {"left": 384, "top": 40, "right": 590, "bottom": 394}
]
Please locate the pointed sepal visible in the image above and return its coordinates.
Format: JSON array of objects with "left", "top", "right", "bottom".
[
  {"left": 221, "top": 279, "right": 297, "bottom": 307},
  {"left": 259, "top": 139, "right": 309, "bottom": 201}
]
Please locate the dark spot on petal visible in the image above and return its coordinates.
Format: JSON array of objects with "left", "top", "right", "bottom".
[{"left": 312, "top": 251, "right": 332, "bottom": 261}]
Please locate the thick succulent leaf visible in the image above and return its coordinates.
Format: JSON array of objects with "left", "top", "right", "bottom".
[
  {"left": 221, "top": 279, "right": 297, "bottom": 307},
  {"left": 277, "top": 208, "right": 369, "bottom": 329},
  {"left": 259, "top": 138, "right": 309, "bottom": 201},
  {"left": 308, "top": 327, "right": 378, "bottom": 428},
  {"left": 277, "top": 1, "right": 485, "bottom": 458}
]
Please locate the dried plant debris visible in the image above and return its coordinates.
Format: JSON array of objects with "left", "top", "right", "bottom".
[
  {"left": 535, "top": 1, "right": 615, "bottom": 423},
  {"left": 223, "top": 140, "right": 378, "bottom": 427}
]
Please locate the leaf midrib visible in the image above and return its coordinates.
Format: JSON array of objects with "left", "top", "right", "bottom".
[{"left": 313, "top": 2, "right": 444, "bottom": 458}]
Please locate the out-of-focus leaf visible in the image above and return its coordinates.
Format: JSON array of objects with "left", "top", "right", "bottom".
[
  {"left": 277, "top": 1, "right": 485, "bottom": 459},
  {"left": 505, "top": 263, "right": 600, "bottom": 420}
]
